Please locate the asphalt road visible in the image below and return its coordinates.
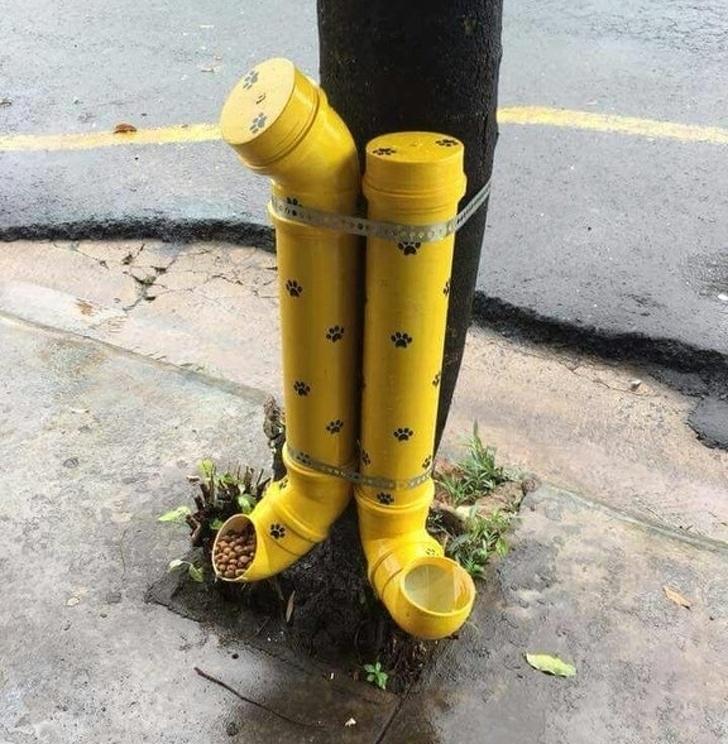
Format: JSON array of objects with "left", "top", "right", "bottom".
[{"left": 1, "top": 0, "right": 727, "bottom": 374}]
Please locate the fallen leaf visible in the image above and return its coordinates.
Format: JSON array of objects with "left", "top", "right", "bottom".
[
  {"left": 525, "top": 653, "right": 576, "bottom": 677},
  {"left": 66, "top": 597, "right": 80, "bottom": 606},
  {"left": 113, "top": 122, "right": 137, "bottom": 134},
  {"left": 0, "top": 97, "right": 13, "bottom": 106},
  {"left": 663, "top": 585, "right": 691, "bottom": 609},
  {"left": 200, "top": 66, "right": 220, "bottom": 73},
  {"left": 285, "top": 590, "right": 296, "bottom": 624},
  {"left": 158, "top": 505, "right": 191, "bottom": 523},
  {"left": 344, "top": 718, "right": 356, "bottom": 727}
]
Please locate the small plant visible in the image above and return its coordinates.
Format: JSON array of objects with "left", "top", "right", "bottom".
[
  {"left": 363, "top": 661, "right": 389, "bottom": 690},
  {"left": 444, "top": 508, "right": 512, "bottom": 580},
  {"left": 435, "top": 422, "right": 511, "bottom": 506},
  {"left": 158, "top": 458, "right": 269, "bottom": 555},
  {"left": 167, "top": 558, "right": 205, "bottom": 583},
  {"left": 429, "top": 422, "right": 524, "bottom": 580}
]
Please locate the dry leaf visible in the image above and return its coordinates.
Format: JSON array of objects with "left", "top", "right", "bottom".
[
  {"left": 113, "top": 122, "right": 137, "bottom": 134},
  {"left": 0, "top": 97, "right": 13, "bottom": 106},
  {"left": 200, "top": 66, "right": 220, "bottom": 73},
  {"left": 285, "top": 590, "right": 296, "bottom": 624},
  {"left": 663, "top": 585, "right": 691, "bottom": 609},
  {"left": 344, "top": 718, "right": 356, "bottom": 727}
]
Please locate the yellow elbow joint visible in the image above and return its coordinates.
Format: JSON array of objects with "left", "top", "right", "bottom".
[
  {"left": 357, "top": 487, "right": 475, "bottom": 640},
  {"left": 213, "top": 447, "right": 353, "bottom": 582}
]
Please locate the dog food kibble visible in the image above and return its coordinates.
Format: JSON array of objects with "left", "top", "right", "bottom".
[{"left": 213, "top": 526, "right": 257, "bottom": 579}]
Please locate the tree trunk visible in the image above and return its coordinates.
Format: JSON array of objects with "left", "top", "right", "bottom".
[{"left": 317, "top": 0, "right": 503, "bottom": 450}]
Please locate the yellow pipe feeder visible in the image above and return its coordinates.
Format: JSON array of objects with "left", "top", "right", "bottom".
[
  {"left": 356, "top": 132, "right": 476, "bottom": 639},
  {"left": 213, "top": 57, "right": 361, "bottom": 581}
]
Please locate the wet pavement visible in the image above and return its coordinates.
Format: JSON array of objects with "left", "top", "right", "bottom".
[
  {"left": 2, "top": 0, "right": 727, "bottom": 393},
  {"left": 2, "top": 239, "right": 728, "bottom": 742}
]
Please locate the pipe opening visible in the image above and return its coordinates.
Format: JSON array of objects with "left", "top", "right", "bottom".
[
  {"left": 212, "top": 514, "right": 257, "bottom": 582},
  {"left": 402, "top": 558, "right": 473, "bottom": 615}
]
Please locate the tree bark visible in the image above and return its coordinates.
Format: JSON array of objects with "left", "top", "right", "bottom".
[{"left": 317, "top": 0, "right": 503, "bottom": 450}]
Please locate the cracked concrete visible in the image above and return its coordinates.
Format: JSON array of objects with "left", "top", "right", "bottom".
[
  {"left": 2, "top": 239, "right": 728, "bottom": 743},
  {"left": 2, "top": 239, "right": 726, "bottom": 544}
]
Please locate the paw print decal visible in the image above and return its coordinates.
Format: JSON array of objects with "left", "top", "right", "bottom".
[
  {"left": 393, "top": 427, "right": 414, "bottom": 442},
  {"left": 398, "top": 241, "right": 421, "bottom": 256},
  {"left": 242, "top": 69, "right": 259, "bottom": 89},
  {"left": 293, "top": 380, "right": 311, "bottom": 396},
  {"left": 278, "top": 476, "right": 289, "bottom": 489},
  {"left": 249, "top": 112, "right": 268, "bottom": 134},
  {"left": 372, "top": 146, "right": 396, "bottom": 156},
  {"left": 432, "top": 372, "right": 441, "bottom": 387},
  {"left": 443, "top": 279, "right": 450, "bottom": 296},
  {"left": 326, "top": 419, "right": 344, "bottom": 434},
  {"left": 284, "top": 196, "right": 300, "bottom": 217},
  {"left": 326, "top": 325, "right": 345, "bottom": 342},
  {"left": 377, "top": 492, "right": 394, "bottom": 505},
  {"left": 422, "top": 455, "right": 432, "bottom": 470},
  {"left": 425, "top": 547, "right": 438, "bottom": 556},
  {"left": 285, "top": 279, "right": 302, "bottom": 297},
  {"left": 269, "top": 523, "right": 286, "bottom": 539},
  {"left": 391, "top": 331, "right": 413, "bottom": 348},
  {"left": 298, "top": 451, "right": 312, "bottom": 466},
  {"left": 361, "top": 449, "right": 371, "bottom": 466},
  {"left": 435, "top": 138, "right": 458, "bottom": 147}
]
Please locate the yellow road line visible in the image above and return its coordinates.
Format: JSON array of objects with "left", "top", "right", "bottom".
[
  {"left": 498, "top": 106, "right": 728, "bottom": 145},
  {"left": 1, "top": 107, "right": 728, "bottom": 152},
  {"left": 0, "top": 123, "right": 221, "bottom": 152}
]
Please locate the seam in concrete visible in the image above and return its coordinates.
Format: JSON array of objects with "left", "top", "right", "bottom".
[
  {"left": 0, "top": 307, "right": 269, "bottom": 406},
  {"left": 532, "top": 484, "right": 728, "bottom": 555}
]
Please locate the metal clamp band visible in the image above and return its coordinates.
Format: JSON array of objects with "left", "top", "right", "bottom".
[
  {"left": 269, "top": 179, "right": 491, "bottom": 243},
  {"left": 286, "top": 445, "right": 432, "bottom": 491}
]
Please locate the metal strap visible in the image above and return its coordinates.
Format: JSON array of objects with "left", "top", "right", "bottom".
[
  {"left": 286, "top": 444, "right": 432, "bottom": 491},
  {"left": 269, "top": 179, "right": 491, "bottom": 243}
]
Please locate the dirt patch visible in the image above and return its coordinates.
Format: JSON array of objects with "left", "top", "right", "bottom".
[
  {"left": 147, "top": 401, "right": 529, "bottom": 694},
  {"left": 147, "top": 502, "right": 437, "bottom": 694}
]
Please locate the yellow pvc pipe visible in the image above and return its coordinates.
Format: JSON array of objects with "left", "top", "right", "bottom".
[
  {"left": 357, "top": 132, "right": 476, "bottom": 639},
  {"left": 214, "top": 57, "right": 361, "bottom": 581}
]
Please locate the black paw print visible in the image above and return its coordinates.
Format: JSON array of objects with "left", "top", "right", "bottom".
[
  {"left": 279, "top": 476, "right": 289, "bottom": 489},
  {"left": 242, "top": 69, "right": 259, "bottom": 89},
  {"left": 422, "top": 455, "right": 432, "bottom": 470},
  {"left": 249, "top": 112, "right": 267, "bottom": 134},
  {"left": 285, "top": 279, "right": 303, "bottom": 297},
  {"left": 443, "top": 279, "right": 451, "bottom": 296},
  {"left": 391, "top": 331, "right": 413, "bottom": 348},
  {"left": 393, "top": 427, "right": 414, "bottom": 442},
  {"left": 435, "top": 138, "right": 458, "bottom": 147},
  {"left": 284, "top": 196, "right": 300, "bottom": 216},
  {"left": 293, "top": 380, "right": 311, "bottom": 396},
  {"left": 361, "top": 449, "right": 371, "bottom": 466},
  {"left": 269, "top": 523, "right": 286, "bottom": 539},
  {"left": 377, "top": 492, "right": 394, "bottom": 505},
  {"left": 326, "top": 325, "right": 345, "bottom": 342},
  {"left": 425, "top": 547, "right": 438, "bottom": 556},
  {"left": 373, "top": 146, "right": 396, "bottom": 156},
  {"left": 432, "top": 372, "right": 441, "bottom": 387},
  {"left": 326, "top": 419, "right": 344, "bottom": 434},
  {"left": 398, "top": 241, "right": 421, "bottom": 256}
]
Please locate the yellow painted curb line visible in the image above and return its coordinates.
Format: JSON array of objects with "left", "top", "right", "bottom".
[
  {"left": 0, "top": 123, "right": 221, "bottom": 152},
  {"left": 1, "top": 108, "right": 728, "bottom": 152},
  {"left": 498, "top": 106, "right": 728, "bottom": 145}
]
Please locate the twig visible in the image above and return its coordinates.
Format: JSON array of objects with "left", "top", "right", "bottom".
[{"left": 193, "top": 666, "right": 322, "bottom": 729}]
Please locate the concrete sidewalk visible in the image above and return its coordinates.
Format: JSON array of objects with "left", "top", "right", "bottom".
[{"left": 2, "top": 240, "right": 727, "bottom": 743}]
